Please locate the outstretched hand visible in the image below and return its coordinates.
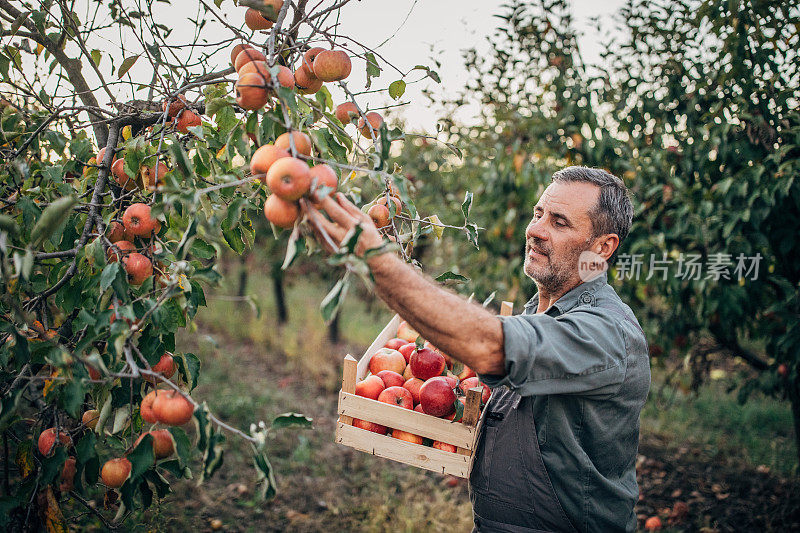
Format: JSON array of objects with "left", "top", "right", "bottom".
[{"left": 300, "top": 193, "right": 385, "bottom": 257}]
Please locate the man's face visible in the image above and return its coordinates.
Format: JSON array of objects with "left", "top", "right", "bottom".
[{"left": 524, "top": 181, "right": 599, "bottom": 292}]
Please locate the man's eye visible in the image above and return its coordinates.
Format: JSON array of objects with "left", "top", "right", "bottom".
[{"left": 554, "top": 220, "right": 566, "bottom": 227}]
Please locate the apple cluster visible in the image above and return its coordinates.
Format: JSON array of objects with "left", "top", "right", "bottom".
[
  {"left": 91, "top": 388, "right": 193, "bottom": 489},
  {"left": 105, "top": 203, "right": 163, "bottom": 286},
  {"left": 353, "top": 321, "right": 492, "bottom": 450},
  {"left": 225, "top": 37, "right": 388, "bottom": 230}
]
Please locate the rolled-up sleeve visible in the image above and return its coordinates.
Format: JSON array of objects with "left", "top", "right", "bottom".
[{"left": 478, "top": 309, "right": 628, "bottom": 398}]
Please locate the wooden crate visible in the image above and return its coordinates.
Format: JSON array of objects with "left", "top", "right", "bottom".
[{"left": 335, "top": 301, "right": 513, "bottom": 478}]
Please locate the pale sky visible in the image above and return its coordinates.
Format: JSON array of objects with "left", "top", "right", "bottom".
[{"left": 22, "top": 1, "right": 626, "bottom": 135}]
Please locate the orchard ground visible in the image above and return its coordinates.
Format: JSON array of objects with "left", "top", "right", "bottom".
[{"left": 100, "top": 252, "right": 799, "bottom": 532}]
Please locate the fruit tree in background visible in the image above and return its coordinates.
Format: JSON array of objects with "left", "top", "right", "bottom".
[
  {"left": 399, "top": 0, "right": 800, "bottom": 466},
  {"left": 0, "top": 0, "right": 472, "bottom": 528}
]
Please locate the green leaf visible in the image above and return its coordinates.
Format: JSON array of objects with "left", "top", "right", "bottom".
[
  {"left": 168, "top": 427, "right": 192, "bottom": 468},
  {"left": 281, "top": 229, "right": 302, "bottom": 270},
  {"left": 412, "top": 65, "right": 440, "bottom": 83},
  {"left": 177, "top": 352, "right": 201, "bottom": 390},
  {"left": 434, "top": 271, "right": 469, "bottom": 284},
  {"left": 117, "top": 55, "right": 140, "bottom": 79},
  {"left": 29, "top": 195, "right": 77, "bottom": 248},
  {"left": 315, "top": 86, "right": 333, "bottom": 111},
  {"left": 189, "top": 238, "right": 216, "bottom": 259},
  {"left": 270, "top": 413, "right": 312, "bottom": 430},
  {"left": 0, "top": 214, "right": 19, "bottom": 236},
  {"left": 364, "top": 52, "right": 381, "bottom": 89},
  {"left": 388, "top": 80, "right": 406, "bottom": 100},
  {"left": 461, "top": 191, "right": 473, "bottom": 219},
  {"left": 200, "top": 430, "right": 225, "bottom": 483},
  {"left": 129, "top": 434, "right": 155, "bottom": 479},
  {"left": 320, "top": 275, "right": 349, "bottom": 323},
  {"left": 253, "top": 450, "right": 277, "bottom": 500},
  {"left": 100, "top": 262, "right": 121, "bottom": 292},
  {"left": 90, "top": 49, "right": 102, "bottom": 68},
  {"left": 175, "top": 219, "right": 198, "bottom": 260},
  {"left": 57, "top": 377, "right": 85, "bottom": 419},
  {"left": 39, "top": 448, "right": 67, "bottom": 487}
]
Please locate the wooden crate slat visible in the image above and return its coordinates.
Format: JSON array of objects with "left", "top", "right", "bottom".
[
  {"left": 356, "top": 315, "right": 402, "bottom": 380},
  {"left": 339, "top": 392, "right": 478, "bottom": 449},
  {"left": 336, "top": 423, "right": 471, "bottom": 478}
]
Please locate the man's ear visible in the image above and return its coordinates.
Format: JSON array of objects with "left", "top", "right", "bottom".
[{"left": 595, "top": 233, "right": 619, "bottom": 262}]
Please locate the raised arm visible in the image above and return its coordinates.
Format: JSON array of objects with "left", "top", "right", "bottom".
[{"left": 302, "top": 194, "right": 505, "bottom": 375}]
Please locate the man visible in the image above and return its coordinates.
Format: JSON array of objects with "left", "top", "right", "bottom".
[{"left": 303, "top": 166, "right": 651, "bottom": 532}]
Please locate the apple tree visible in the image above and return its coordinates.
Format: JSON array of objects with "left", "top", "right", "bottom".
[{"left": 0, "top": 0, "right": 468, "bottom": 528}]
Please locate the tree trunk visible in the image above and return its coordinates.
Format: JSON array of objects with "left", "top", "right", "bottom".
[
  {"left": 328, "top": 312, "right": 340, "bottom": 344},
  {"left": 271, "top": 263, "right": 287, "bottom": 324},
  {"left": 788, "top": 379, "right": 800, "bottom": 472},
  {"left": 236, "top": 252, "right": 249, "bottom": 300}
]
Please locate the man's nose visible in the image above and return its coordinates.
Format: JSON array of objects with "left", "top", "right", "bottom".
[{"left": 526, "top": 218, "right": 548, "bottom": 241}]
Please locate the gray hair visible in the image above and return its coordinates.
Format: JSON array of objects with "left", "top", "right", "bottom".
[{"left": 551, "top": 166, "right": 633, "bottom": 265}]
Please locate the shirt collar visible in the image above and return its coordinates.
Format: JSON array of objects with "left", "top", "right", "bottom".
[{"left": 523, "top": 271, "right": 609, "bottom": 316}]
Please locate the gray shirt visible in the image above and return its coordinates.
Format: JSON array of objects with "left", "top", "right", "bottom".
[{"left": 478, "top": 272, "right": 651, "bottom": 532}]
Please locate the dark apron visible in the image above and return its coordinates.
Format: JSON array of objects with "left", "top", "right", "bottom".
[{"left": 469, "top": 386, "right": 578, "bottom": 533}]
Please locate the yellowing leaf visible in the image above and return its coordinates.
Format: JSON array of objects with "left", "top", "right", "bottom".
[
  {"left": 43, "top": 487, "right": 68, "bottom": 533},
  {"left": 35, "top": 43, "right": 44, "bottom": 56},
  {"left": 347, "top": 170, "right": 357, "bottom": 181},
  {"left": 122, "top": 125, "right": 132, "bottom": 141},
  {"left": 43, "top": 369, "right": 61, "bottom": 397},
  {"left": 15, "top": 442, "right": 34, "bottom": 477},
  {"left": 427, "top": 215, "right": 444, "bottom": 240}
]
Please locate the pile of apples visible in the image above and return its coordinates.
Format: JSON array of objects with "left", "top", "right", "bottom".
[{"left": 352, "top": 321, "right": 491, "bottom": 452}]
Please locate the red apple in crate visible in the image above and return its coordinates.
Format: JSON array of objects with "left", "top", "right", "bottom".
[
  {"left": 420, "top": 377, "right": 456, "bottom": 417},
  {"left": 410, "top": 348, "right": 446, "bottom": 381},
  {"left": 433, "top": 441, "right": 457, "bottom": 453},
  {"left": 402, "top": 363, "right": 414, "bottom": 380},
  {"left": 377, "top": 370, "right": 405, "bottom": 389},
  {"left": 414, "top": 404, "right": 424, "bottom": 413},
  {"left": 459, "top": 365, "right": 477, "bottom": 380},
  {"left": 355, "top": 375, "right": 385, "bottom": 400},
  {"left": 368, "top": 348, "right": 406, "bottom": 375},
  {"left": 353, "top": 418, "right": 387, "bottom": 435},
  {"left": 398, "top": 343, "right": 416, "bottom": 363},
  {"left": 384, "top": 338, "right": 407, "bottom": 350},
  {"left": 403, "top": 377, "right": 424, "bottom": 405},
  {"left": 378, "top": 386, "right": 413, "bottom": 410},
  {"left": 392, "top": 429, "right": 423, "bottom": 444},
  {"left": 460, "top": 377, "right": 491, "bottom": 404},
  {"left": 396, "top": 321, "right": 419, "bottom": 343},
  {"left": 444, "top": 374, "right": 459, "bottom": 389},
  {"left": 424, "top": 341, "right": 453, "bottom": 369}
]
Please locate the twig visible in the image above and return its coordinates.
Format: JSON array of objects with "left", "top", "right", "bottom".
[{"left": 69, "top": 491, "right": 119, "bottom": 530}]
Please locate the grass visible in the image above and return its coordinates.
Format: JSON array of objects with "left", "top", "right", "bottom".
[{"left": 643, "top": 378, "right": 796, "bottom": 475}]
